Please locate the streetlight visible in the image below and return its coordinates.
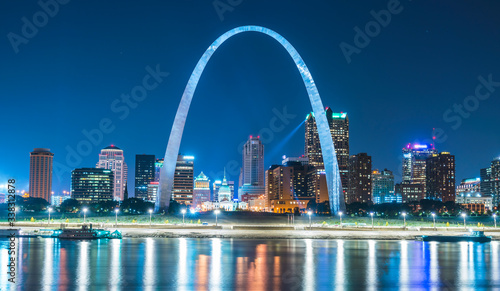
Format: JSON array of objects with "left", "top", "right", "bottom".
[
  {"left": 115, "top": 209, "right": 119, "bottom": 227},
  {"left": 190, "top": 208, "right": 195, "bottom": 214},
  {"left": 339, "top": 211, "right": 343, "bottom": 228},
  {"left": 370, "top": 212, "right": 374, "bottom": 229},
  {"left": 48, "top": 207, "right": 52, "bottom": 225},
  {"left": 432, "top": 213, "right": 436, "bottom": 230},
  {"left": 83, "top": 208, "right": 88, "bottom": 224},
  {"left": 402, "top": 212, "right": 407, "bottom": 230},
  {"left": 149, "top": 209, "right": 153, "bottom": 226},
  {"left": 462, "top": 213, "right": 466, "bottom": 229},
  {"left": 214, "top": 210, "right": 220, "bottom": 227},
  {"left": 181, "top": 209, "right": 187, "bottom": 225},
  {"left": 494, "top": 214, "right": 497, "bottom": 228},
  {"left": 308, "top": 211, "right": 312, "bottom": 230}
]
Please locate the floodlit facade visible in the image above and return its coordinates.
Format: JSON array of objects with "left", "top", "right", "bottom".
[
  {"left": 402, "top": 143, "right": 437, "bottom": 197},
  {"left": 372, "top": 169, "right": 396, "bottom": 204},
  {"left": 97, "top": 145, "right": 128, "bottom": 201},
  {"left": 193, "top": 172, "right": 211, "bottom": 208},
  {"left": 29, "top": 148, "right": 54, "bottom": 202}
]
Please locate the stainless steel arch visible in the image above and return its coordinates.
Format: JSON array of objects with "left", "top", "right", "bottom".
[{"left": 156, "top": 26, "right": 345, "bottom": 215}]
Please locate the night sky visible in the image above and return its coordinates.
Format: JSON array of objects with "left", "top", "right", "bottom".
[{"left": 1, "top": 0, "right": 500, "bottom": 196}]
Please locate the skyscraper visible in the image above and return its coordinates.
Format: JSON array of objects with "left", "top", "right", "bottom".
[
  {"left": 491, "top": 158, "right": 500, "bottom": 207},
  {"left": 71, "top": 168, "right": 114, "bottom": 203},
  {"left": 29, "top": 148, "right": 54, "bottom": 202},
  {"left": 305, "top": 108, "right": 349, "bottom": 199},
  {"left": 96, "top": 145, "right": 128, "bottom": 201},
  {"left": 426, "top": 152, "right": 456, "bottom": 203},
  {"left": 154, "top": 158, "right": 164, "bottom": 182},
  {"left": 135, "top": 154, "right": 156, "bottom": 200},
  {"left": 372, "top": 169, "right": 396, "bottom": 204},
  {"left": 480, "top": 167, "right": 492, "bottom": 195},
  {"left": 172, "top": 155, "right": 194, "bottom": 205},
  {"left": 193, "top": 172, "right": 211, "bottom": 208},
  {"left": 238, "top": 136, "right": 265, "bottom": 201},
  {"left": 402, "top": 143, "right": 437, "bottom": 196},
  {"left": 347, "top": 153, "right": 372, "bottom": 204}
]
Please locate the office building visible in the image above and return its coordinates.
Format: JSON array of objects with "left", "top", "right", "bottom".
[
  {"left": 135, "top": 154, "right": 156, "bottom": 200},
  {"left": 426, "top": 152, "right": 455, "bottom": 203},
  {"left": 154, "top": 158, "right": 164, "bottom": 182},
  {"left": 238, "top": 136, "right": 265, "bottom": 201},
  {"left": 480, "top": 167, "right": 492, "bottom": 195},
  {"left": 347, "top": 153, "right": 372, "bottom": 204},
  {"left": 29, "top": 148, "right": 54, "bottom": 202},
  {"left": 402, "top": 143, "right": 437, "bottom": 197},
  {"left": 96, "top": 145, "right": 128, "bottom": 201},
  {"left": 193, "top": 172, "right": 211, "bottom": 208},
  {"left": 146, "top": 182, "right": 159, "bottom": 203},
  {"left": 71, "top": 168, "right": 114, "bottom": 203},
  {"left": 172, "top": 155, "right": 194, "bottom": 205},
  {"left": 372, "top": 169, "right": 396, "bottom": 204},
  {"left": 397, "top": 183, "right": 425, "bottom": 203},
  {"left": 305, "top": 108, "right": 349, "bottom": 198},
  {"left": 456, "top": 178, "right": 481, "bottom": 196}
]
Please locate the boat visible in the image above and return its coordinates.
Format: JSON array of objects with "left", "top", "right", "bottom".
[
  {"left": 55, "top": 224, "right": 121, "bottom": 240},
  {"left": 419, "top": 231, "right": 492, "bottom": 243}
]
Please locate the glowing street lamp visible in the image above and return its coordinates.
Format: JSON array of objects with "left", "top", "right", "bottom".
[
  {"left": 214, "top": 210, "right": 220, "bottom": 227},
  {"left": 181, "top": 209, "right": 187, "bottom": 225},
  {"left": 339, "top": 211, "right": 343, "bottom": 228},
  {"left": 461, "top": 213, "right": 467, "bottom": 229},
  {"left": 370, "top": 212, "right": 374, "bottom": 229},
  {"left": 115, "top": 209, "right": 119, "bottom": 227},
  {"left": 494, "top": 214, "right": 497, "bottom": 228},
  {"left": 308, "top": 211, "right": 312, "bottom": 230},
  {"left": 190, "top": 208, "right": 195, "bottom": 214},
  {"left": 402, "top": 212, "right": 407, "bottom": 230},
  {"left": 48, "top": 207, "right": 52, "bottom": 225},
  {"left": 149, "top": 209, "right": 153, "bottom": 226},
  {"left": 83, "top": 208, "right": 88, "bottom": 224},
  {"left": 432, "top": 213, "right": 436, "bottom": 230}
]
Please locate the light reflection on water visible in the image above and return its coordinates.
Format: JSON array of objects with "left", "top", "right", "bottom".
[{"left": 0, "top": 238, "right": 499, "bottom": 290}]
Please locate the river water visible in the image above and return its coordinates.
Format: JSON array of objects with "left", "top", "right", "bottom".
[{"left": 1, "top": 238, "right": 499, "bottom": 290}]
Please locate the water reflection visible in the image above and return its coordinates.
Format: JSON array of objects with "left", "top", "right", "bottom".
[{"left": 1, "top": 237, "right": 499, "bottom": 290}]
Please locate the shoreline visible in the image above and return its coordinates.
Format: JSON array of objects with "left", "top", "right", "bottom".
[{"left": 2, "top": 224, "right": 500, "bottom": 241}]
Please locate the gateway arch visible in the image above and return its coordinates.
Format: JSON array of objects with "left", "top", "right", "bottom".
[{"left": 156, "top": 25, "right": 345, "bottom": 215}]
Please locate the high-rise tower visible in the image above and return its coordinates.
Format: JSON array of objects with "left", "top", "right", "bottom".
[
  {"left": 426, "top": 152, "right": 456, "bottom": 203},
  {"left": 402, "top": 143, "right": 437, "bottom": 195},
  {"left": 29, "top": 148, "right": 54, "bottom": 202},
  {"left": 97, "top": 145, "right": 128, "bottom": 201},
  {"left": 305, "top": 108, "right": 349, "bottom": 199},
  {"left": 135, "top": 154, "right": 155, "bottom": 200},
  {"left": 238, "top": 136, "right": 265, "bottom": 201}
]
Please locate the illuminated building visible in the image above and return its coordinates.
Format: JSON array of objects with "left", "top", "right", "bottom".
[
  {"left": 51, "top": 194, "right": 71, "bottom": 206},
  {"left": 154, "top": 158, "right": 164, "bottom": 182},
  {"left": 96, "top": 145, "right": 128, "bottom": 201},
  {"left": 480, "top": 167, "right": 492, "bottom": 195},
  {"left": 213, "top": 179, "right": 234, "bottom": 202},
  {"left": 426, "top": 152, "right": 455, "bottom": 203},
  {"left": 456, "top": 178, "right": 481, "bottom": 196},
  {"left": 193, "top": 172, "right": 211, "bottom": 208},
  {"left": 305, "top": 109, "right": 349, "bottom": 200},
  {"left": 372, "top": 169, "right": 397, "bottom": 204},
  {"left": 147, "top": 182, "right": 159, "bottom": 203},
  {"left": 29, "top": 148, "right": 54, "bottom": 203},
  {"left": 135, "top": 154, "right": 155, "bottom": 201},
  {"left": 347, "top": 153, "right": 372, "bottom": 204},
  {"left": 238, "top": 136, "right": 265, "bottom": 201},
  {"left": 307, "top": 168, "right": 329, "bottom": 204},
  {"left": 456, "top": 193, "right": 493, "bottom": 212},
  {"left": 484, "top": 157, "right": 500, "bottom": 207},
  {"left": 402, "top": 143, "right": 437, "bottom": 197},
  {"left": 71, "top": 168, "right": 114, "bottom": 203},
  {"left": 397, "top": 183, "right": 424, "bottom": 203},
  {"left": 172, "top": 155, "right": 194, "bottom": 205}
]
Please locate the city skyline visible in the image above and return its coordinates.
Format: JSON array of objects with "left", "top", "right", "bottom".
[{"left": 1, "top": 1, "right": 500, "bottom": 199}]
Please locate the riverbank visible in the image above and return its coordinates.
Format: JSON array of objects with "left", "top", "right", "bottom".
[{"left": 3, "top": 224, "right": 500, "bottom": 240}]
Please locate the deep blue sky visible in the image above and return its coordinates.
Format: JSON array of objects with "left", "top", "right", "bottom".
[{"left": 1, "top": 0, "right": 500, "bottom": 196}]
